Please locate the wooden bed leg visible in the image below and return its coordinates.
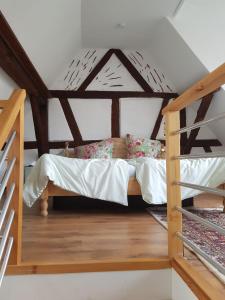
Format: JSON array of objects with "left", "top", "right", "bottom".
[{"left": 40, "top": 189, "right": 48, "bottom": 217}]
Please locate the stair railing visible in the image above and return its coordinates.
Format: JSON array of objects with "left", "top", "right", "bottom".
[{"left": 0, "top": 89, "right": 25, "bottom": 286}]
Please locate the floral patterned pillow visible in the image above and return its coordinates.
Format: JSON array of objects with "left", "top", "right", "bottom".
[
  {"left": 126, "top": 134, "right": 161, "bottom": 159},
  {"left": 74, "top": 139, "right": 113, "bottom": 159}
]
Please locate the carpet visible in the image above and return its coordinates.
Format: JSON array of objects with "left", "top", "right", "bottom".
[{"left": 148, "top": 208, "right": 225, "bottom": 282}]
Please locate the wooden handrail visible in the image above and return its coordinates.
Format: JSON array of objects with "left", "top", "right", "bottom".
[
  {"left": 0, "top": 89, "right": 26, "bottom": 150},
  {"left": 162, "top": 62, "right": 225, "bottom": 114},
  {"left": 0, "top": 89, "right": 25, "bottom": 268}
]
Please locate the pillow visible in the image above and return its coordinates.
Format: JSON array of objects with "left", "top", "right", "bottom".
[
  {"left": 125, "top": 134, "right": 161, "bottom": 159},
  {"left": 74, "top": 139, "right": 113, "bottom": 159}
]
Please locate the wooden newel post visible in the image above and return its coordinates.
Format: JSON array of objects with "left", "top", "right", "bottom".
[{"left": 165, "top": 111, "right": 183, "bottom": 258}]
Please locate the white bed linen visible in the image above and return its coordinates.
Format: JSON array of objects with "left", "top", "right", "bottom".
[
  {"left": 132, "top": 157, "right": 225, "bottom": 204},
  {"left": 24, "top": 154, "right": 130, "bottom": 207}
]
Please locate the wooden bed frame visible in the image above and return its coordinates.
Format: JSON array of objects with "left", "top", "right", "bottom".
[{"left": 40, "top": 138, "right": 142, "bottom": 216}]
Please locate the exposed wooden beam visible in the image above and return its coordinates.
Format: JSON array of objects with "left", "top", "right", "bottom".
[
  {"left": 78, "top": 49, "right": 114, "bottom": 91},
  {"left": 180, "top": 108, "right": 187, "bottom": 154},
  {"left": 111, "top": 98, "right": 120, "bottom": 137},
  {"left": 184, "top": 92, "right": 214, "bottom": 154},
  {"left": 29, "top": 96, "right": 49, "bottom": 155},
  {"left": 113, "top": 49, "right": 153, "bottom": 92},
  {"left": 59, "top": 98, "right": 82, "bottom": 146},
  {"left": 203, "top": 146, "right": 212, "bottom": 153},
  {"left": 0, "top": 11, "right": 50, "bottom": 156},
  {"left": 50, "top": 90, "right": 178, "bottom": 99},
  {"left": 151, "top": 98, "right": 169, "bottom": 140},
  {"left": 0, "top": 38, "right": 38, "bottom": 95},
  {"left": 192, "top": 139, "right": 222, "bottom": 147}
]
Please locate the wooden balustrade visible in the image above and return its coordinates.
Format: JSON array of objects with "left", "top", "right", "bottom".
[
  {"left": 0, "top": 89, "right": 25, "bottom": 266},
  {"left": 162, "top": 62, "right": 225, "bottom": 259}
]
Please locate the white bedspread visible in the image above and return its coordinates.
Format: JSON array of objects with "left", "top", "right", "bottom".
[
  {"left": 133, "top": 157, "right": 225, "bottom": 204},
  {"left": 24, "top": 154, "right": 130, "bottom": 207}
]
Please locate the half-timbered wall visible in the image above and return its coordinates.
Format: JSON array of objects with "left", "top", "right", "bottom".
[{"left": 0, "top": 48, "right": 221, "bottom": 164}]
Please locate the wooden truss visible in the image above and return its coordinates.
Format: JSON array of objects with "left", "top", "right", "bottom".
[{"left": 0, "top": 11, "right": 222, "bottom": 155}]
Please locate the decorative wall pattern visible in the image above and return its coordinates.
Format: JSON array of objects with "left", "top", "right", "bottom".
[
  {"left": 124, "top": 50, "right": 175, "bottom": 93},
  {"left": 53, "top": 49, "right": 107, "bottom": 90},
  {"left": 87, "top": 54, "right": 143, "bottom": 91},
  {"left": 52, "top": 48, "right": 176, "bottom": 92}
]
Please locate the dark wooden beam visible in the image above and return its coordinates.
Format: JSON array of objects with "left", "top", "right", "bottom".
[
  {"left": 151, "top": 98, "right": 169, "bottom": 140},
  {"left": 111, "top": 98, "right": 120, "bottom": 137},
  {"left": 59, "top": 98, "right": 82, "bottom": 146},
  {"left": 0, "top": 11, "right": 49, "bottom": 156},
  {"left": 192, "top": 139, "right": 222, "bottom": 147},
  {"left": 183, "top": 92, "right": 214, "bottom": 154},
  {"left": 0, "top": 11, "right": 48, "bottom": 100},
  {"left": 203, "top": 146, "right": 212, "bottom": 153},
  {"left": 24, "top": 141, "right": 37, "bottom": 149},
  {"left": 113, "top": 49, "right": 153, "bottom": 92},
  {"left": 180, "top": 108, "right": 187, "bottom": 154},
  {"left": 0, "top": 38, "right": 38, "bottom": 95},
  {"left": 78, "top": 49, "right": 114, "bottom": 91},
  {"left": 29, "top": 96, "right": 49, "bottom": 155},
  {"left": 50, "top": 90, "right": 178, "bottom": 99}
]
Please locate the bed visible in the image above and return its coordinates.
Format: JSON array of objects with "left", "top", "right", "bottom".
[
  {"left": 39, "top": 138, "right": 141, "bottom": 216},
  {"left": 24, "top": 137, "right": 225, "bottom": 216}
]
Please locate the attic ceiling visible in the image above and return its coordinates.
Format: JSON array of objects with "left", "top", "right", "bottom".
[
  {"left": 0, "top": 0, "right": 181, "bottom": 87},
  {"left": 82, "top": 0, "right": 181, "bottom": 48}
]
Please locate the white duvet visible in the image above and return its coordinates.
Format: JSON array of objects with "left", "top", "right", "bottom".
[
  {"left": 23, "top": 154, "right": 225, "bottom": 207},
  {"left": 24, "top": 154, "right": 130, "bottom": 207},
  {"left": 133, "top": 157, "right": 225, "bottom": 204}
]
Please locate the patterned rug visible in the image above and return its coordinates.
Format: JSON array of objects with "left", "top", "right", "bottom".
[{"left": 148, "top": 208, "right": 225, "bottom": 270}]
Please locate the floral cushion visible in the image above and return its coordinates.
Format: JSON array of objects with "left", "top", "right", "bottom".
[
  {"left": 126, "top": 134, "right": 161, "bottom": 159},
  {"left": 74, "top": 139, "right": 113, "bottom": 159}
]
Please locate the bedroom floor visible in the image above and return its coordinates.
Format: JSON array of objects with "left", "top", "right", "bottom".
[{"left": 21, "top": 208, "right": 168, "bottom": 264}]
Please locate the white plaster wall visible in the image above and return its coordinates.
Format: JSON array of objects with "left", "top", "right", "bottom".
[
  {"left": 1, "top": 0, "right": 82, "bottom": 87},
  {"left": 149, "top": 18, "right": 208, "bottom": 94},
  {"left": 172, "top": 270, "right": 197, "bottom": 300},
  {"left": 172, "top": 0, "right": 225, "bottom": 72},
  {"left": 170, "top": 1, "right": 225, "bottom": 147},
  {"left": 49, "top": 48, "right": 175, "bottom": 144},
  {"left": 0, "top": 69, "right": 38, "bottom": 164},
  {"left": 0, "top": 270, "right": 171, "bottom": 300},
  {"left": 149, "top": 18, "right": 225, "bottom": 150}
]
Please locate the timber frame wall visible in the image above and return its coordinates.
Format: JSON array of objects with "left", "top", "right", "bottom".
[{"left": 0, "top": 11, "right": 222, "bottom": 156}]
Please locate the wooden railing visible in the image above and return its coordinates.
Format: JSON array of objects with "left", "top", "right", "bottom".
[
  {"left": 0, "top": 89, "right": 25, "bottom": 284},
  {"left": 162, "top": 63, "right": 225, "bottom": 260}
]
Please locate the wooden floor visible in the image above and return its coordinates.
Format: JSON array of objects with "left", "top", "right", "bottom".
[
  {"left": 22, "top": 209, "right": 168, "bottom": 263},
  {"left": 7, "top": 196, "right": 225, "bottom": 299}
]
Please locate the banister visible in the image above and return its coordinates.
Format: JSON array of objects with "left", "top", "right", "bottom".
[
  {"left": 0, "top": 89, "right": 26, "bottom": 150},
  {"left": 162, "top": 62, "right": 225, "bottom": 114}
]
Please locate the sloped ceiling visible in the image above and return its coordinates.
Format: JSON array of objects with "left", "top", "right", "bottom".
[
  {"left": 82, "top": 0, "right": 181, "bottom": 48},
  {"left": 0, "top": 0, "right": 82, "bottom": 86},
  {"left": 0, "top": 0, "right": 181, "bottom": 86}
]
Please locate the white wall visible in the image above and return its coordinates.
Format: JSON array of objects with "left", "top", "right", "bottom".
[
  {"left": 1, "top": 0, "right": 82, "bottom": 87},
  {"left": 149, "top": 17, "right": 225, "bottom": 149},
  {"left": 0, "top": 270, "right": 171, "bottom": 300},
  {"left": 49, "top": 48, "right": 176, "bottom": 143},
  {"left": 173, "top": 0, "right": 225, "bottom": 72},
  {"left": 172, "top": 270, "right": 197, "bottom": 300},
  {"left": 0, "top": 69, "right": 38, "bottom": 164}
]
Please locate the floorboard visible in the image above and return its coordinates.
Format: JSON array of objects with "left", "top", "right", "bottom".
[{"left": 22, "top": 209, "right": 168, "bottom": 263}]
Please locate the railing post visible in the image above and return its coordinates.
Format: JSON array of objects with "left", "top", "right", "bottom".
[
  {"left": 165, "top": 111, "right": 183, "bottom": 258},
  {"left": 8, "top": 102, "right": 24, "bottom": 265}
]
